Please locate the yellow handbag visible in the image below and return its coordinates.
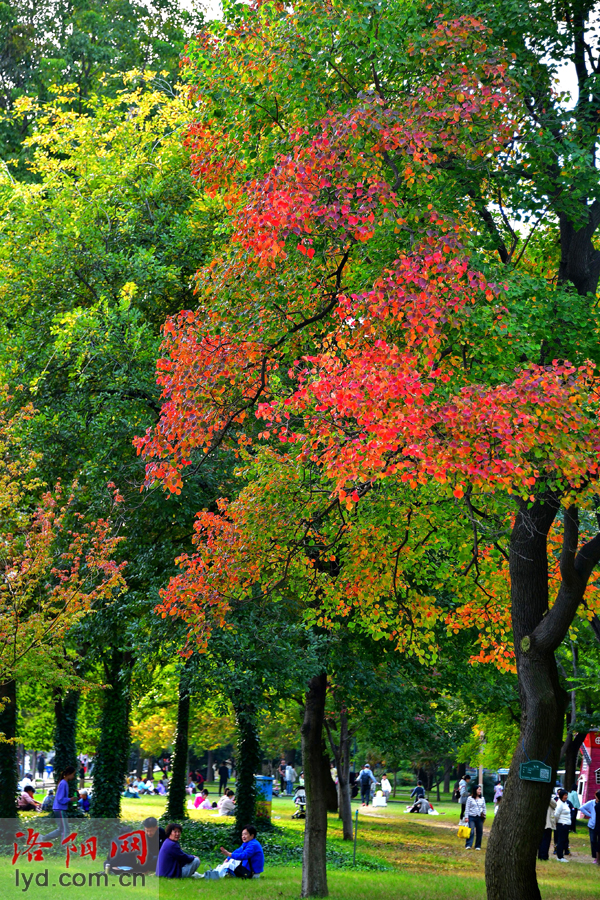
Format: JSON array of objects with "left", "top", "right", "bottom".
[{"left": 458, "top": 823, "right": 471, "bottom": 838}]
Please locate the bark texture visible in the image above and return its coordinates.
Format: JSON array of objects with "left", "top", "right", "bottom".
[
  {"left": 301, "top": 672, "right": 329, "bottom": 898},
  {"left": 53, "top": 689, "right": 80, "bottom": 799}
]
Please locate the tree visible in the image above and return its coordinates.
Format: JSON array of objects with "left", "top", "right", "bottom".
[
  {"left": 0, "top": 0, "right": 204, "bottom": 166},
  {"left": 137, "top": 3, "right": 600, "bottom": 898},
  {"left": 0, "top": 76, "right": 227, "bottom": 815},
  {"left": 0, "top": 398, "right": 124, "bottom": 817}
]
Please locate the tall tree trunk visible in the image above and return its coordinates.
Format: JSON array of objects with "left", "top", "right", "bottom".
[
  {"left": 322, "top": 739, "right": 338, "bottom": 813},
  {"left": 146, "top": 755, "right": 154, "bottom": 781},
  {"left": 486, "top": 499, "right": 565, "bottom": 900},
  {"left": 0, "top": 680, "right": 18, "bottom": 818},
  {"left": 233, "top": 703, "right": 260, "bottom": 841},
  {"left": 325, "top": 711, "right": 352, "bottom": 840},
  {"left": 443, "top": 761, "right": 452, "bottom": 795},
  {"left": 166, "top": 671, "right": 191, "bottom": 820},
  {"left": 53, "top": 689, "right": 80, "bottom": 799},
  {"left": 90, "top": 651, "right": 131, "bottom": 818},
  {"left": 301, "top": 672, "right": 328, "bottom": 898},
  {"left": 135, "top": 748, "right": 144, "bottom": 780},
  {"left": 206, "top": 749, "right": 213, "bottom": 784}
]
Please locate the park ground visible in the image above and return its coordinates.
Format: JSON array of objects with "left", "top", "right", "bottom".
[{"left": 2, "top": 783, "right": 599, "bottom": 899}]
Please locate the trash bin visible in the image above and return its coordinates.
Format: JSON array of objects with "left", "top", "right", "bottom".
[{"left": 254, "top": 775, "right": 273, "bottom": 822}]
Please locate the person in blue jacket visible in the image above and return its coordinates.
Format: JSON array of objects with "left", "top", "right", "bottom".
[
  {"left": 580, "top": 789, "right": 600, "bottom": 864},
  {"left": 202, "top": 824, "right": 264, "bottom": 879},
  {"left": 156, "top": 823, "right": 201, "bottom": 878}
]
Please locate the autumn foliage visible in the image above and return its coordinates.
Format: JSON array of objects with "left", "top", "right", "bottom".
[{"left": 135, "top": 4, "right": 600, "bottom": 667}]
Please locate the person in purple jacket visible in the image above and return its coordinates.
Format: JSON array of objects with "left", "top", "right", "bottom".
[
  {"left": 44, "top": 766, "right": 76, "bottom": 842},
  {"left": 156, "top": 823, "right": 201, "bottom": 878}
]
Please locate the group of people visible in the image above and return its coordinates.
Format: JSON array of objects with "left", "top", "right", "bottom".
[
  {"left": 540, "top": 785, "right": 600, "bottom": 863},
  {"left": 17, "top": 766, "right": 91, "bottom": 816},
  {"left": 123, "top": 776, "right": 168, "bottom": 798},
  {"left": 277, "top": 759, "right": 301, "bottom": 796},
  {"left": 193, "top": 787, "right": 236, "bottom": 816},
  {"left": 109, "top": 818, "right": 264, "bottom": 882}
]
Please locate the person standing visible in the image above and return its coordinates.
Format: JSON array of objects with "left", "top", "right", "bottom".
[
  {"left": 278, "top": 759, "right": 286, "bottom": 794},
  {"left": 37, "top": 755, "right": 46, "bottom": 782},
  {"left": 410, "top": 780, "right": 425, "bottom": 801},
  {"left": 554, "top": 789, "right": 572, "bottom": 862},
  {"left": 459, "top": 774, "right": 471, "bottom": 821},
  {"left": 538, "top": 797, "right": 557, "bottom": 860},
  {"left": 464, "top": 784, "right": 486, "bottom": 851},
  {"left": 44, "top": 766, "right": 76, "bottom": 842},
  {"left": 580, "top": 788, "right": 600, "bottom": 864},
  {"left": 567, "top": 783, "right": 580, "bottom": 833},
  {"left": 285, "top": 764, "right": 297, "bottom": 796},
  {"left": 381, "top": 773, "right": 392, "bottom": 801},
  {"left": 218, "top": 762, "right": 229, "bottom": 795}
]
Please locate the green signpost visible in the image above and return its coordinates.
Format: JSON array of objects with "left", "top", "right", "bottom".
[{"left": 519, "top": 760, "right": 552, "bottom": 783}]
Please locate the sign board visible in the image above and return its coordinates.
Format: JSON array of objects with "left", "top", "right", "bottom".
[{"left": 519, "top": 760, "right": 552, "bottom": 783}]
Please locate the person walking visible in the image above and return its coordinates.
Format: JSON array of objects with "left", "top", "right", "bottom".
[
  {"left": 464, "top": 784, "right": 486, "bottom": 851},
  {"left": 567, "top": 783, "right": 580, "bottom": 833},
  {"left": 493, "top": 781, "right": 503, "bottom": 813},
  {"left": 218, "top": 762, "right": 229, "bottom": 795},
  {"left": 358, "top": 765, "right": 376, "bottom": 807},
  {"left": 580, "top": 788, "right": 600, "bottom": 864},
  {"left": 554, "top": 789, "right": 572, "bottom": 862},
  {"left": 37, "top": 755, "right": 46, "bottom": 782},
  {"left": 459, "top": 774, "right": 471, "bottom": 821},
  {"left": 538, "top": 797, "right": 557, "bottom": 860},
  {"left": 44, "top": 766, "right": 77, "bottom": 842}
]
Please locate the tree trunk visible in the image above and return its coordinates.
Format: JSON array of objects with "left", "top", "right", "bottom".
[
  {"left": 166, "top": 671, "right": 191, "bottom": 820},
  {"left": 135, "top": 749, "right": 144, "bottom": 780},
  {"left": 322, "top": 739, "right": 338, "bottom": 813},
  {"left": 0, "top": 680, "right": 18, "bottom": 818},
  {"left": 443, "top": 761, "right": 452, "bottom": 795},
  {"left": 393, "top": 770, "right": 397, "bottom": 798},
  {"left": 234, "top": 703, "right": 260, "bottom": 841},
  {"left": 206, "top": 749, "right": 213, "bottom": 784},
  {"left": 563, "top": 730, "right": 587, "bottom": 790},
  {"left": 146, "top": 755, "right": 154, "bottom": 781},
  {"left": 301, "top": 672, "right": 328, "bottom": 898},
  {"left": 53, "top": 689, "right": 80, "bottom": 799},
  {"left": 486, "top": 499, "right": 564, "bottom": 900},
  {"left": 325, "top": 711, "right": 352, "bottom": 840},
  {"left": 90, "top": 651, "right": 131, "bottom": 818}
]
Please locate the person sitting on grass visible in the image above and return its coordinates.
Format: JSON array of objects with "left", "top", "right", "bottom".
[
  {"left": 78, "top": 790, "right": 90, "bottom": 813},
  {"left": 41, "top": 789, "right": 54, "bottom": 812},
  {"left": 194, "top": 789, "right": 214, "bottom": 810},
  {"left": 217, "top": 789, "right": 236, "bottom": 816},
  {"left": 156, "top": 823, "right": 201, "bottom": 879},
  {"left": 202, "top": 825, "right": 264, "bottom": 880},
  {"left": 17, "top": 786, "right": 41, "bottom": 811}
]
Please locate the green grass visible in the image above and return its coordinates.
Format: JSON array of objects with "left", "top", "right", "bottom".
[{"left": 9, "top": 787, "right": 599, "bottom": 898}]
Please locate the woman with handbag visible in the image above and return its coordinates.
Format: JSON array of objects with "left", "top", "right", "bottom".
[{"left": 464, "top": 784, "right": 486, "bottom": 850}]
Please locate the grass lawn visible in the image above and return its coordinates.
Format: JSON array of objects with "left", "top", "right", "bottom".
[{"left": 6, "top": 786, "right": 598, "bottom": 899}]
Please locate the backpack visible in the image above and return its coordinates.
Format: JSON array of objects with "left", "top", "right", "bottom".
[{"left": 359, "top": 771, "right": 371, "bottom": 787}]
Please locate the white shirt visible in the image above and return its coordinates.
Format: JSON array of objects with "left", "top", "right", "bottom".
[
  {"left": 555, "top": 799, "right": 572, "bottom": 825},
  {"left": 465, "top": 796, "right": 486, "bottom": 818},
  {"left": 381, "top": 778, "right": 392, "bottom": 792},
  {"left": 285, "top": 766, "right": 296, "bottom": 781}
]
